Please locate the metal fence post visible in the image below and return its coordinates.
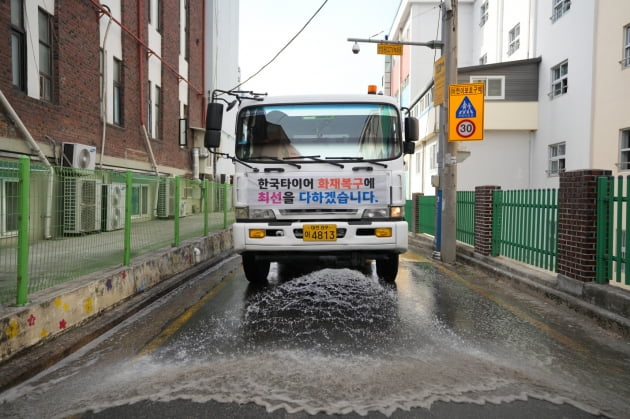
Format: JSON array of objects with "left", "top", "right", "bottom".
[
  {"left": 491, "top": 189, "right": 502, "bottom": 257},
  {"left": 223, "top": 183, "right": 228, "bottom": 229},
  {"left": 124, "top": 170, "right": 132, "bottom": 266},
  {"left": 16, "top": 156, "right": 30, "bottom": 306},
  {"left": 173, "top": 176, "right": 181, "bottom": 247},
  {"left": 595, "top": 176, "right": 613, "bottom": 284},
  {"left": 203, "top": 179, "right": 209, "bottom": 235}
]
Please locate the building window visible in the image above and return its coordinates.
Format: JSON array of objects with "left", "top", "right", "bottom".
[
  {"left": 548, "top": 142, "right": 566, "bottom": 176},
  {"left": 131, "top": 184, "right": 149, "bottom": 218},
  {"left": 480, "top": 1, "right": 488, "bottom": 27},
  {"left": 38, "top": 8, "right": 53, "bottom": 102},
  {"left": 147, "top": 82, "right": 153, "bottom": 136},
  {"left": 11, "top": 0, "right": 26, "bottom": 92},
  {"left": 508, "top": 23, "right": 520, "bottom": 56},
  {"left": 113, "top": 58, "right": 123, "bottom": 126},
  {"left": 551, "top": 0, "right": 570, "bottom": 22},
  {"left": 551, "top": 61, "right": 568, "bottom": 98},
  {"left": 154, "top": 85, "right": 161, "bottom": 139},
  {"left": 471, "top": 76, "right": 505, "bottom": 99},
  {"left": 1, "top": 179, "right": 19, "bottom": 236},
  {"left": 430, "top": 143, "right": 438, "bottom": 170},
  {"left": 479, "top": 54, "right": 487, "bottom": 65},
  {"left": 623, "top": 25, "right": 630, "bottom": 68},
  {"left": 620, "top": 129, "right": 630, "bottom": 171}
]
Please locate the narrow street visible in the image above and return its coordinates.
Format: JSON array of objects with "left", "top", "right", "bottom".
[{"left": 1, "top": 251, "right": 628, "bottom": 418}]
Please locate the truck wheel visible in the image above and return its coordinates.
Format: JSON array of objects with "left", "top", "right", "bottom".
[
  {"left": 242, "top": 253, "right": 270, "bottom": 283},
  {"left": 376, "top": 254, "right": 399, "bottom": 282}
]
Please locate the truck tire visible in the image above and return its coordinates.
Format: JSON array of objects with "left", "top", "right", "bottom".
[
  {"left": 376, "top": 254, "right": 399, "bottom": 283},
  {"left": 242, "top": 253, "right": 270, "bottom": 283}
]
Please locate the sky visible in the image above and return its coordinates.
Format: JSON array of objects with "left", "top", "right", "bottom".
[{"left": 238, "top": 0, "right": 402, "bottom": 96}]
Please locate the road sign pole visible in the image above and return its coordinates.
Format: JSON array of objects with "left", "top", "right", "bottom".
[{"left": 440, "top": 0, "right": 458, "bottom": 264}]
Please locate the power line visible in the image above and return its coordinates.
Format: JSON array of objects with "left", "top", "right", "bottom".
[{"left": 230, "top": 0, "right": 329, "bottom": 92}]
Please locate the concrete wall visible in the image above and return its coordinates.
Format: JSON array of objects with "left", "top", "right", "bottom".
[{"left": 0, "top": 229, "right": 233, "bottom": 363}]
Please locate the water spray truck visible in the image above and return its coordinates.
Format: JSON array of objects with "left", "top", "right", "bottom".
[{"left": 205, "top": 87, "right": 419, "bottom": 283}]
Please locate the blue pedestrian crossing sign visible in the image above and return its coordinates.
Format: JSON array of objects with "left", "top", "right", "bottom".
[
  {"left": 456, "top": 97, "right": 476, "bottom": 118},
  {"left": 449, "top": 82, "right": 485, "bottom": 141}
]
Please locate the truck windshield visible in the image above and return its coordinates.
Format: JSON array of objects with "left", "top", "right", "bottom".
[{"left": 235, "top": 103, "right": 401, "bottom": 162}]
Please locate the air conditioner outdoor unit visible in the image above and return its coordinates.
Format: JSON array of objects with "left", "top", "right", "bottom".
[
  {"left": 63, "top": 178, "right": 102, "bottom": 234},
  {"left": 102, "top": 183, "right": 126, "bottom": 231},
  {"left": 62, "top": 142, "right": 97, "bottom": 171},
  {"left": 156, "top": 179, "right": 187, "bottom": 218},
  {"left": 156, "top": 179, "right": 172, "bottom": 218}
]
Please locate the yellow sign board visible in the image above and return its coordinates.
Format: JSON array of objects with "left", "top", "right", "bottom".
[
  {"left": 448, "top": 82, "right": 485, "bottom": 141},
  {"left": 377, "top": 43, "right": 403, "bottom": 56},
  {"left": 433, "top": 56, "right": 446, "bottom": 106}
]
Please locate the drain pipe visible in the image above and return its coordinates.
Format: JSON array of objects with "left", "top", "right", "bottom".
[
  {"left": 0, "top": 88, "right": 54, "bottom": 239},
  {"left": 99, "top": 5, "right": 113, "bottom": 169},
  {"left": 192, "top": 147, "right": 200, "bottom": 180}
]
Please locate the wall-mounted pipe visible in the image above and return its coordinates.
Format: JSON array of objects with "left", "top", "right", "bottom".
[{"left": 0, "top": 88, "right": 54, "bottom": 239}]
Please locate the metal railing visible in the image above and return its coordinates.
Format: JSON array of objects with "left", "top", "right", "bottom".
[
  {"left": 0, "top": 157, "right": 234, "bottom": 306},
  {"left": 492, "top": 188, "right": 558, "bottom": 272},
  {"left": 596, "top": 176, "right": 629, "bottom": 285}
]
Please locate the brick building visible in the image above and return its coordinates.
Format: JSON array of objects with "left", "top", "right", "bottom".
[
  {"left": 1, "top": 0, "right": 239, "bottom": 239},
  {"left": 0, "top": 0, "right": 229, "bottom": 175}
]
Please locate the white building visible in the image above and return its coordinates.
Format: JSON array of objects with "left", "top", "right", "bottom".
[{"left": 388, "top": 0, "right": 630, "bottom": 194}]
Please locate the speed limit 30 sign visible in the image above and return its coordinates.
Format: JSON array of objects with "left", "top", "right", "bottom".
[
  {"left": 456, "top": 119, "right": 475, "bottom": 138},
  {"left": 448, "top": 82, "right": 485, "bottom": 141}
]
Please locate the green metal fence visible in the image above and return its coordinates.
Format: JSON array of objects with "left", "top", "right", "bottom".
[
  {"left": 492, "top": 188, "right": 558, "bottom": 271},
  {"left": 0, "top": 157, "right": 234, "bottom": 306},
  {"left": 417, "top": 195, "right": 436, "bottom": 236},
  {"left": 596, "top": 176, "right": 629, "bottom": 285},
  {"left": 456, "top": 191, "right": 475, "bottom": 246}
]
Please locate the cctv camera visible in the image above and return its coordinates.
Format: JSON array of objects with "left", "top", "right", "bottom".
[{"left": 352, "top": 42, "right": 360, "bottom": 54}]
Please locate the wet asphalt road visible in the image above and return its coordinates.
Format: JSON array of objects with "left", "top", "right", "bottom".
[{"left": 0, "top": 251, "right": 628, "bottom": 418}]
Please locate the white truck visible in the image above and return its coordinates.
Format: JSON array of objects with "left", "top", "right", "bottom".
[{"left": 205, "top": 91, "right": 418, "bottom": 283}]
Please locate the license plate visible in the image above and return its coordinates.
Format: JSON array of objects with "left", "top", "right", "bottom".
[{"left": 303, "top": 224, "right": 337, "bottom": 241}]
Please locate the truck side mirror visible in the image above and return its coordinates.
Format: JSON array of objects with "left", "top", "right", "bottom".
[
  {"left": 404, "top": 117, "right": 419, "bottom": 142},
  {"left": 204, "top": 102, "right": 224, "bottom": 148},
  {"left": 403, "top": 141, "right": 415, "bottom": 155}
]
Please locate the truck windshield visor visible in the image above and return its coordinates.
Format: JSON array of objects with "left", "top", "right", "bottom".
[{"left": 235, "top": 103, "right": 401, "bottom": 162}]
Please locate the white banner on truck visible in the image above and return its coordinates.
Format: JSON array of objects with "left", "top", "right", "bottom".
[{"left": 246, "top": 173, "right": 389, "bottom": 209}]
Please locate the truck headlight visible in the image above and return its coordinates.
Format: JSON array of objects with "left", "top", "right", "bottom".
[
  {"left": 363, "top": 208, "right": 389, "bottom": 218},
  {"left": 250, "top": 208, "right": 276, "bottom": 220},
  {"left": 390, "top": 206, "right": 404, "bottom": 218},
  {"left": 363, "top": 207, "right": 404, "bottom": 219}
]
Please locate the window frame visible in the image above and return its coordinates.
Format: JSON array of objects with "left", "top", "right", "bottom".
[
  {"left": 623, "top": 24, "right": 630, "bottom": 68},
  {"left": 38, "top": 7, "right": 53, "bottom": 102},
  {"left": 551, "top": 60, "right": 568, "bottom": 98},
  {"left": 11, "top": 0, "right": 27, "bottom": 92},
  {"left": 551, "top": 0, "right": 571, "bottom": 22},
  {"left": 113, "top": 58, "right": 123, "bottom": 126},
  {"left": 470, "top": 75, "right": 505, "bottom": 100},
  {"left": 1, "top": 178, "right": 19, "bottom": 237},
  {"left": 131, "top": 184, "right": 150, "bottom": 218},
  {"left": 154, "top": 85, "right": 162, "bottom": 140},
  {"left": 619, "top": 129, "right": 630, "bottom": 171},
  {"left": 548, "top": 142, "right": 566, "bottom": 176},
  {"left": 480, "top": 1, "right": 489, "bottom": 27},
  {"left": 508, "top": 23, "right": 520, "bottom": 56}
]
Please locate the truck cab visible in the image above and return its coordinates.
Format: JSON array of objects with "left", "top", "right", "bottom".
[{"left": 206, "top": 93, "right": 418, "bottom": 283}]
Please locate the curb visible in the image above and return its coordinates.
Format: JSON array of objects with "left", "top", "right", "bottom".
[
  {"left": 408, "top": 233, "right": 630, "bottom": 337},
  {"left": 0, "top": 251, "right": 240, "bottom": 393}
]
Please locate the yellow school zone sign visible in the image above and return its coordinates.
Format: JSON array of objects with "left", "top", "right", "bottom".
[{"left": 448, "top": 82, "right": 485, "bottom": 141}]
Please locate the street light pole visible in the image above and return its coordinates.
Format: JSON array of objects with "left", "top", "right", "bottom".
[
  {"left": 440, "top": 0, "right": 458, "bottom": 264},
  {"left": 348, "top": 0, "right": 458, "bottom": 263}
]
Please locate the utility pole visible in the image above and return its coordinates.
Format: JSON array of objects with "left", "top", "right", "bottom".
[{"left": 440, "top": 0, "right": 458, "bottom": 263}]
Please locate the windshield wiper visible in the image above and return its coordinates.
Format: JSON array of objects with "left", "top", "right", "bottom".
[
  {"left": 249, "top": 156, "right": 301, "bottom": 168},
  {"left": 326, "top": 156, "right": 387, "bottom": 168},
  {"left": 285, "top": 155, "right": 343, "bottom": 168}
]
